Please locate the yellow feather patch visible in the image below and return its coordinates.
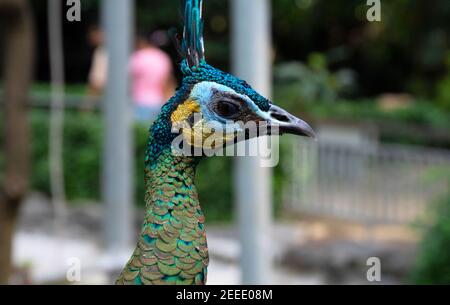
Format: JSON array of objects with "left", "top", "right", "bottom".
[
  {"left": 171, "top": 100, "right": 201, "bottom": 123},
  {"left": 171, "top": 99, "right": 236, "bottom": 150}
]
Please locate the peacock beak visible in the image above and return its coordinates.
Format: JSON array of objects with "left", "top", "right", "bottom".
[{"left": 266, "top": 105, "right": 316, "bottom": 139}]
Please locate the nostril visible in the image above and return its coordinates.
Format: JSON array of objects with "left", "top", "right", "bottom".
[{"left": 270, "top": 112, "right": 290, "bottom": 122}]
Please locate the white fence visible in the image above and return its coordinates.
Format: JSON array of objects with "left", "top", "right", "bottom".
[{"left": 285, "top": 126, "right": 450, "bottom": 225}]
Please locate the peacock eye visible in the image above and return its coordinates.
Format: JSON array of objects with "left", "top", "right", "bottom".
[{"left": 215, "top": 100, "right": 241, "bottom": 119}]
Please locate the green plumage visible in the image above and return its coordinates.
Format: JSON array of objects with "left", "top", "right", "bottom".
[{"left": 116, "top": 148, "right": 208, "bottom": 285}]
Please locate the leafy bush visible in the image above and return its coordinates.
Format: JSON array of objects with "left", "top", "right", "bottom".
[
  {"left": 274, "top": 54, "right": 357, "bottom": 108},
  {"left": 30, "top": 110, "right": 103, "bottom": 201},
  {"left": 410, "top": 190, "right": 450, "bottom": 284},
  {"left": 1, "top": 110, "right": 287, "bottom": 222}
]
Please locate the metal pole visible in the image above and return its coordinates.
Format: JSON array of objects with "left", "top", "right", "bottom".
[
  {"left": 102, "top": 0, "right": 134, "bottom": 262},
  {"left": 48, "top": 0, "right": 67, "bottom": 223},
  {"left": 231, "top": 0, "right": 273, "bottom": 284}
]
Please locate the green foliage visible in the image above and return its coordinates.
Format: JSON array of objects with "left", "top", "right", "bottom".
[
  {"left": 0, "top": 110, "right": 286, "bottom": 222},
  {"left": 274, "top": 54, "right": 357, "bottom": 107},
  {"left": 29, "top": 110, "right": 103, "bottom": 201},
  {"left": 272, "top": 0, "right": 450, "bottom": 98},
  {"left": 298, "top": 99, "right": 450, "bottom": 130},
  {"left": 436, "top": 53, "right": 450, "bottom": 111},
  {"left": 410, "top": 188, "right": 450, "bottom": 284},
  {"left": 273, "top": 68, "right": 450, "bottom": 137},
  {"left": 436, "top": 77, "right": 450, "bottom": 111}
]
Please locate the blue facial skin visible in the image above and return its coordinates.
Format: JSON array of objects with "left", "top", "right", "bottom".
[{"left": 146, "top": 60, "right": 272, "bottom": 164}]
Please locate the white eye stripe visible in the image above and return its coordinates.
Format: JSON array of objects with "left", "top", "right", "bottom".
[{"left": 190, "top": 81, "right": 260, "bottom": 113}]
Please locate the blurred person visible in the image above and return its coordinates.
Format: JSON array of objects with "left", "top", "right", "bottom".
[
  {"left": 129, "top": 31, "right": 175, "bottom": 122},
  {"left": 83, "top": 24, "right": 108, "bottom": 109}
]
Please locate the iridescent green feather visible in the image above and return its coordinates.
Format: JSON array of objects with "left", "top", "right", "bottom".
[{"left": 116, "top": 148, "right": 208, "bottom": 285}]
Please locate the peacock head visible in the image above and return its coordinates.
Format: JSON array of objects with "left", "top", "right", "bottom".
[
  {"left": 146, "top": 0, "right": 315, "bottom": 163},
  {"left": 147, "top": 60, "right": 315, "bottom": 161}
]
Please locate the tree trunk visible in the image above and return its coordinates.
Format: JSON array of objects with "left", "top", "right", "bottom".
[
  {"left": 0, "top": 196, "right": 20, "bottom": 284},
  {"left": 0, "top": 0, "right": 34, "bottom": 284}
]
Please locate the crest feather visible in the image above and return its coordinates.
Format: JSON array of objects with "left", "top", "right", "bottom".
[{"left": 181, "top": 0, "right": 205, "bottom": 70}]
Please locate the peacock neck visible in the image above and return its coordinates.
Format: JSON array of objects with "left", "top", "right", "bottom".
[
  {"left": 117, "top": 147, "right": 209, "bottom": 285},
  {"left": 143, "top": 149, "right": 203, "bottom": 231},
  {"left": 145, "top": 148, "right": 199, "bottom": 207}
]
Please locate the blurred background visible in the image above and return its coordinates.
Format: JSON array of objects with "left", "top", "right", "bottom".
[{"left": 1, "top": 0, "right": 450, "bottom": 285}]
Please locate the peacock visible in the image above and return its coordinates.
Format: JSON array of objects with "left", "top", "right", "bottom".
[{"left": 116, "top": 0, "right": 315, "bottom": 285}]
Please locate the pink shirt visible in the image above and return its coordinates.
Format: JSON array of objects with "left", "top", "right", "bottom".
[{"left": 130, "top": 48, "right": 172, "bottom": 107}]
